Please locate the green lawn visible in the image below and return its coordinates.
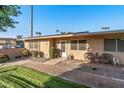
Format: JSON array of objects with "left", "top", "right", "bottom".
[{"left": 0, "top": 65, "right": 87, "bottom": 88}]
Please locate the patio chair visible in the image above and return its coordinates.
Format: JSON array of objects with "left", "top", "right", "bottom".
[
  {"left": 101, "top": 53, "right": 113, "bottom": 64},
  {"left": 112, "top": 57, "right": 120, "bottom": 66},
  {"left": 93, "top": 53, "right": 101, "bottom": 63},
  {"left": 84, "top": 52, "right": 95, "bottom": 62}
]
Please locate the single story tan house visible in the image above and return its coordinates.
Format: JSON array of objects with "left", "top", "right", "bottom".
[{"left": 24, "top": 29, "right": 124, "bottom": 64}]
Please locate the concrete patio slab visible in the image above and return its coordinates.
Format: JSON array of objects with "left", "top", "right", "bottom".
[
  {"left": 22, "top": 61, "right": 124, "bottom": 88},
  {"left": 43, "top": 58, "right": 66, "bottom": 65}
]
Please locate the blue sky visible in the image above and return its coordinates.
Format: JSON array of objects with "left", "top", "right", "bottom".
[{"left": 1, "top": 5, "right": 124, "bottom": 38}]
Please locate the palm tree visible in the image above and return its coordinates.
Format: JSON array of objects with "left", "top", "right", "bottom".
[
  {"left": 56, "top": 29, "right": 59, "bottom": 34},
  {"left": 61, "top": 32, "right": 66, "bottom": 34},
  {"left": 36, "top": 32, "right": 38, "bottom": 36},
  {"left": 36, "top": 32, "right": 42, "bottom": 36},
  {"left": 38, "top": 32, "right": 41, "bottom": 36},
  {"left": 101, "top": 27, "right": 110, "bottom": 31}
]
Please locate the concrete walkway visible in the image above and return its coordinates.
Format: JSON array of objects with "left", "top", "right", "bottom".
[{"left": 0, "top": 58, "right": 30, "bottom": 68}]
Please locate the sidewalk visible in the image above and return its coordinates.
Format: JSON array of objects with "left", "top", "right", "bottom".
[{"left": 0, "top": 58, "right": 30, "bottom": 68}]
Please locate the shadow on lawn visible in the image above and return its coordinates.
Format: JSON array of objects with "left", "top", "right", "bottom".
[
  {"left": 0, "top": 67, "right": 85, "bottom": 88},
  {"left": 42, "top": 76, "right": 85, "bottom": 88},
  {"left": 10, "top": 75, "right": 39, "bottom": 88},
  {"left": 0, "top": 67, "right": 17, "bottom": 73}
]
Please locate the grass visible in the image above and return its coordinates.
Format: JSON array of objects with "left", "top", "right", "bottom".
[{"left": 0, "top": 65, "right": 87, "bottom": 88}]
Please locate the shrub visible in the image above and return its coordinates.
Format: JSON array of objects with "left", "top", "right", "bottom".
[
  {"left": 0, "top": 54, "right": 10, "bottom": 63},
  {"left": 31, "top": 50, "right": 38, "bottom": 58},
  {"left": 22, "top": 49, "right": 30, "bottom": 57},
  {"left": 56, "top": 49, "right": 61, "bottom": 57},
  {"left": 49, "top": 47, "right": 57, "bottom": 59},
  {"left": 39, "top": 51, "right": 44, "bottom": 57}
]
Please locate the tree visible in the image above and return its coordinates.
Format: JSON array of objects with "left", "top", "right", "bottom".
[
  {"left": 56, "top": 29, "right": 59, "bottom": 34},
  {"left": 36, "top": 32, "right": 42, "bottom": 36},
  {"left": 36, "top": 32, "right": 38, "bottom": 35},
  {"left": 0, "top": 5, "right": 21, "bottom": 32},
  {"left": 101, "top": 27, "right": 110, "bottom": 31},
  {"left": 60, "top": 32, "right": 66, "bottom": 34},
  {"left": 38, "top": 32, "right": 41, "bottom": 35}
]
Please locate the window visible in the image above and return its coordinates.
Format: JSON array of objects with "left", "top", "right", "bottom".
[
  {"left": 104, "top": 39, "right": 116, "bottom": 52},
  {"left": 34, "top": 42, "right": 38, "bottom": 49},
  {"left": 117, "top": 39, "right": 124, "bottom": 52},
  {"left": 71, "top": 40, "right": 77, "bottom": 50},
  {"left": 71, "top": 40, "right": 87, "bottom": 50},
  {"left": 79, "top": 40, "right": 87, "bottom": 50},
  {"left": 30, "top": 42, "right": 33, "bottom": 49},
  {"left": 29, "top": 42, "right": 38, "bottom": 49}
]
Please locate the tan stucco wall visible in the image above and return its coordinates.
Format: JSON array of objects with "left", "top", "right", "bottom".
[
  {"left": 55, "top": 38, "right": 88, "bottom": 60},
  {"left": 67, "top": 38, "right": 104, "bottom": 60},
  {"left": 88, "top": 38, "right": 124, "bottom": 65},
  {"left": 24, "top": 41, "right": 29, "bottom": 50},
  {"left": 40, "top": 40, "right": 50, "bottom": 58},
  {"left": 55, "top": 35, "right": 124, "bottom": 64},
  {"left": 67, "top": 40, "right": 87, "bottom": 60},
  {"left": 25, "top": 33, "right": 124, "bottom": 64},
  {"left": 25, "top": 40, "right": 50, "bottom": 58}
]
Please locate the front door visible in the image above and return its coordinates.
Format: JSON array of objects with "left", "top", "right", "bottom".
[{"left": 60, "top": 41, "right": 66, "bottom": 57}]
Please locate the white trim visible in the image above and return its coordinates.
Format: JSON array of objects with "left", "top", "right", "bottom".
[
  {"left": 70, "top": 39, "right": 78, "bottom": 50},
  {"left": 29, "top": 41, "right": 39, "bottom": 49},
  {"left": 59, "top": 40, "right": 67, "bottom": 58},
  {"left": 104, "top": 38, "right": 124, "bottom": 53},
  {"left": 70, "top": 39, "right": 87, "bottom": 51}
]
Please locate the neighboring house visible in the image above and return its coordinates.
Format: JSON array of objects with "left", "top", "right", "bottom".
[
  {"left": 0, "top": 38, "right": 16, "bottom": 49},
  {"left": 24, "top": 29, "right": 124, "bottom": 64}
]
